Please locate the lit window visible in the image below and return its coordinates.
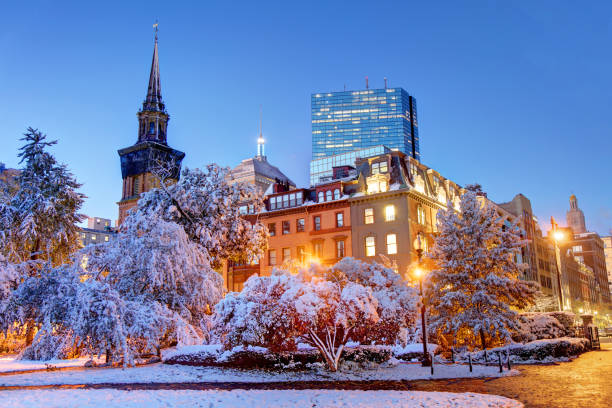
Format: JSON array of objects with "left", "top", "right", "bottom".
[
  {"left": 333, "top": 189, "right": 341, "bottom": 200},
  {"left": 268, "top": 223, "right": 276, "bottom": 237},
  {"left": 314, "top": 216, "right": 321, "bottom": 231},
  {"left": 91, "top": 235, "right": 96, "bottom": 240},
  {"left": 365, "top": 208, "right": 374, "bottom": 224},
  {"left": 385, "top": 205, "right": 395, "bottom": 221},
  {"left": 371, "top": 161, "right": 388, "bottom": 175},
  {"left": 572, "top": 245, "right": 582, "bottom": 253},
  {"left": 386, "top": 234, "right": 397, "bottom": 255},
  {"left": 326, "top": 190, "right": 332, "bottom": 201},
  {"left": 313, "top": 241, "right": 323, "bottom": 258},
  {"left": 282, "top": 248, "right": 291, "bottom": 263},
  {"left": 269, "top": 250, "right": 277, "bottom": 266},
  {"left": 365, "top": 236, "right": 376, "bottom": 257},
  {"left": 318, "top": 192, "right": 324, "bottom": 202},
  {"left": 336, "top": 212, "right": 344, "bottom": 228},
  {"left": 96, "top": 218, "right": 100, "bottom": 223},
  {"left": 336, "top": 240, "right": 345, "bottom": 258},
  {"left": 282, "top": 220, "right": 290, "bottom": 235},
  {"left": 417, "top": 206, "right": 426, "bottom": 225},
  {"left": 296, "top": 218, "right": 305, "bottom": 232},
  {"left": 104, "top": 236, "right": 109, "bottom": 242}
]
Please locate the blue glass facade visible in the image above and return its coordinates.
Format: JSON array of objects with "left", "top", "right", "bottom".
[{"left": 311, "top": 87, "right": 419, "bottom": 161}]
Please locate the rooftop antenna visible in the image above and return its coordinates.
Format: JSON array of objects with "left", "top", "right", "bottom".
[
  {"left": 153, "top": 19, "right": 159, "bottom": 42},
  {"left": 365, "top": 76, "right": 369, "bottom": 89},
  {"left": 384, "top": 77, "right": 388, "bottom": 89},
  {"left": 257, "top": 105, "right": 265, "bottom": 158}
]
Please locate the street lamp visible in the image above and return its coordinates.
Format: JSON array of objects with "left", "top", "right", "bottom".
[
  {"left": 413, "top": 232, "right": 431, "bottom": 367},
  {"left": 551, "top": 217, "right": 565, "bottom": 311}
]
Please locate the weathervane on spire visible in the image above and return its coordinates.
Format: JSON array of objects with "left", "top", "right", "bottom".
[{"left": 153, "top": 20, "right": 159, "bottom": 41}]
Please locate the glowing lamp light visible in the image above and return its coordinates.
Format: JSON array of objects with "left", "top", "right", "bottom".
[
  {"left": 414, "top": 267, "right": 423, "bottom": 278},
  {"left": 553, "top": 231, "right": 564, "bottom": 241},
  {"left": 579, "top": 308, "right": 584, "bottom": 314}
]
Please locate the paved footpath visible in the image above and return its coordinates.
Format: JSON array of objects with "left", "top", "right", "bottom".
[{"left": 406, "top": 343, "right": 612, "bottom": 408}]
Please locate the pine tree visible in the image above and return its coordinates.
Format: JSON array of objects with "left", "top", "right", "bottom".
[
  {"left": 426, "top": 191, "right": 537, "bottom": 350},
  {"left": 0, "top": 128, "right": 85, "bottom": 346}
]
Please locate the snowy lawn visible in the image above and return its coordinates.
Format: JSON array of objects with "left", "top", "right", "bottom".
[
  {"left": 0, "top": 389, "right": 523, "bottom": 407},
  {"left": 0, "top": 360, "right": 518, "bottom": 387},
  {"left": 0, "top": 356, "right": 102, "bottom": 374}
]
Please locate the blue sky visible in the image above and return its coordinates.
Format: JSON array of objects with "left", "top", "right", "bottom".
[{"left": 1, "top": 1, "right": 611, "bottom": 234}]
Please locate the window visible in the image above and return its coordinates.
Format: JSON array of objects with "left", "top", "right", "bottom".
[
  {"left": 282, "top": 220, "right": 290, "bottom": 235},
  {"left": 365, "top": 236, "right": 376, "bottom": 257},
  {"left": 336, "top": 240, "right": 345, "bottom": 258},
  {"left": 417, "top": 206, "right": 426, "bottom": 225},
  {"left": 371, "top": 161, "right": 388, "bottom": 175},
  {"left": 326, "top": 190, "right": 332, "bottom": 201},
  {"left": 296, "top": 218, "right": 305, "bottom": 232},
  {"left": 313, "top": 241, "right": 323, "bottom": 258},
  {"left": 104, "top": 236, "right": 109, "bottom": 242},
  {"left": 364, "top": 208, "right": 374, "bottom": 224},
  {"left": 239, "top": 205, "right": 248, "bottom": 215},
  {"left": 133, "top": 178, "right": 140, "bottom": 195},
  {"left": 270, "top": 197, "right": 276, "bottom": 210},
  {"left": 336, "top": 212, "right": 344, "bottom": 227},
  {"left": 296, "top": 193, "right": 303, "bottom": 205},
  {"left": 314, "top": 216, "right": 321, "bottom": 231},
  {"left": 149, "top": 122, "right": 155, "bottom": 133},
  {"left": 268, "top": 223, "right": 276, "bottom": 237},
  {"left": 91, "top": 235, "right": 96, "bottom": 241},
  {"left": 386, "top": 234, "right": 397, "bottom": 255},
  {"left": 385, "top": 205, "right": 395, "bottom": 221},
  {"left": 248, "top": 204, "right": 254, "bottom": 214},
  {"left": 283, "top": 195, "right": 289, "bottom": 208},
  {"left": 333, "top": 189, "right": 341, "bottom": 200},
  {"left": 282, "top": 248, "right": 291, "bottom": 263},
  {"left": 318, "top": 191, "right": 324, "bottom": 202},
  {"left": 268, "top": 249, "right": 277, "bottom": 266},
  {"left": 572, "top": 245, "right": 582, "bottom": 253},
  {"left": 297, "top": 246, "right": 305, "bottom": 263},
  {"left": 289, "top": 193, "right": 296, "bottom": 207}
]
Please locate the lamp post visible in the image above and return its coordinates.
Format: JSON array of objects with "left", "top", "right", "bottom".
[
  {"left": 413, "top": 232, "right": 431, "bottom": 367},
  {"left": 551, "top": 217, "right": 565, "bottom": 311}
]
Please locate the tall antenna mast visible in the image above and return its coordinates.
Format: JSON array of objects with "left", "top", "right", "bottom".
[{"left": 257, "top": 105, "right": 265, "bottom": 158}]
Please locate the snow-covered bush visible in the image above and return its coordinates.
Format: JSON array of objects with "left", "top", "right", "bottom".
[
  {"left": 546, "top": 312, "right": 576, "bottom": 335},
  {"left": 512, "top": 313, "right": 566, "bottom": 343},
  {"left": 214, "top": 259, "right": 417, "bottom": 371},
  {"left": 426, "top": 191, "right": 538, "bottom": 351},
  {"left": 467, "top": 337, "right": 589, "bottom": 363},
  {"left": 328, "top": 258, "right": 418, "bottom": 345}
]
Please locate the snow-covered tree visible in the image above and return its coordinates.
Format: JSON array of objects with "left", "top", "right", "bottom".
[
  {"left": 0, "top": 128, "right": 84, "bottom": 346},
  {"left": 135, "top": 164, "right": 267, "bottom": 268},
  {"left": 0, "top": 128, "right": 84, "bottom": 266},
  {"left": 425, "top": 191, "right": 537, "bottom": 350},
  {"left": 214, "top": 259, "right": 408, "bottom": 371},
  {"left": 80, "top": 212, "right": 224, "bottom": 346},
  {"left": 327, "top": 257, "right": 418, "bottom": 345}
]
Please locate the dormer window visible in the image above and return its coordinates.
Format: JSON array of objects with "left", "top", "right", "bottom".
[
  {"left": 333, "top": 189, "right": 341, "bottom": 200},
  {"left": 326, "top": 190, "right": 332, "bottom": 201},
  {"left": 372, "top": 161, "right": 388, "bottom": 175},
  {"left": 318, "top": 191, "right": 324, "bottom": 202}
]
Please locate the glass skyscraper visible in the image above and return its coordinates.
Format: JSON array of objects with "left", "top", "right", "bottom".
[{"left": 311, "top": 87, "right": 420, "bottom": 161}]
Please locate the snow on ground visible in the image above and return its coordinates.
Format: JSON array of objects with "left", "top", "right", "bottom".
[
  {"left": 0, "top": 356, "right": 102, "bottom": 374},
  {"left": 0, "top": 360, "right": 517, "bottom": 387},
  {"left": 0, "top": 389, "right": 523, "bottom": 408},
  {"left": 393, "top": 343, "right": 439, "bottom": 355}
]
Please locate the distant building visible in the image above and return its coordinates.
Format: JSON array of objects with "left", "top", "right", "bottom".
[
  {"left": 566, "top": 194, "right": 587, "bottom": 234},
  {"left": 0, "top": 163, "right": 20, "bottom": 188},
  {"left": 117, "top": 31, "right": 185, "bottom": 225},
  {"left": 310, "top": 145, "right": 390, "bottom": 186},
  {"left": 311, "top": 87, "right": 419, "bottom": 183},
  {"left": 602, "top": 235, "right": 612, "bottom": 298},
  {"left": 79, "top": 217, "right": 116, "bottom": 247}
]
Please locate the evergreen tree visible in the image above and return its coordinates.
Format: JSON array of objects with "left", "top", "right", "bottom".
[{"left": 426, "top": 191, "right": 537, "bottom": 350}]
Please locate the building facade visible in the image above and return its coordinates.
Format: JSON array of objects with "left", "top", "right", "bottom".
[
  {"left": 603, "top": 235, "right": 612, "bottom": 298},
  {"left": 78, "top": 217, "right": 116, "bottom": 247},
  {"left": 311, "top": 87, "right": 419, "bottom": 182},
  {"left": 117, "top": 32, "right": 185, "bottom": 224}
]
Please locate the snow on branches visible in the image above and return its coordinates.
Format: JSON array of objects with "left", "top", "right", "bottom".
[
  {"left": 135, "top": 164, "right": 267, "bottom": 268},
  {"left": 214, "top": 258, "right": 418, "bottom": 371},
  {"left": 426, "top": 191, "right": 537, "bottom": 350}
]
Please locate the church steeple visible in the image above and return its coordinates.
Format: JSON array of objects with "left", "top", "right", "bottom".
[{"left": 137, "top": 24, "right": 169, "bottom": 144}]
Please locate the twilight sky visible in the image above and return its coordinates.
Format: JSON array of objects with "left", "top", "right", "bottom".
[{"left": 1, "top": 1, "right": 611, "bottom": 235}]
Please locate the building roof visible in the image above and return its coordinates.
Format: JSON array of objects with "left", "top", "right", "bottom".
[{"left": 230, "top": 156, "right": 295, "bottom": 187}]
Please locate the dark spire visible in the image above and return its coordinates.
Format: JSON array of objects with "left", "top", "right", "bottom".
[{"left": 143, "top": 24, "right": 164, "bottom": 112}]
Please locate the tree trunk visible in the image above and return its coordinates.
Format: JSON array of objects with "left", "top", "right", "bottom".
[
  {"left": 479, "top": 328, "right": 487, "bottom": 350},
  {"left": 25, "top": 321, "right": 36, "bottom": 347}
]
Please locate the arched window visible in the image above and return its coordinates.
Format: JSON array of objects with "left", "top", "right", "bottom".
[
  {"left": 149, "top": 122, "right": 155, "bottom": 134},
  {"left": 333, "top": 189, "right": 340, "bottom": 200},
  {"left": 318, "top": 191, "right": 324, "bottom": 202},
  {"left": 326, "top": 190, "right": 332, "bottom": 201}
]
